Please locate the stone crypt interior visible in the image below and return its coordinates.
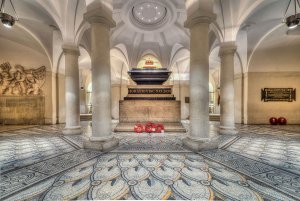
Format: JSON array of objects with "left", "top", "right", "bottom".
[{"left": 0, "top": 0, "right": 300, "bottom": 200}]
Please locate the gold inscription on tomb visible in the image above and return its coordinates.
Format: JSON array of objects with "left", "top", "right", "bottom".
[{"left": 128, "top": 88, "right": 172, "bottom": 94}]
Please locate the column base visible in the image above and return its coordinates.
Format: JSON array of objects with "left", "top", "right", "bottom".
[
  {"left": 83, "top": 136, "right": 119, "bottom": 152},
  {"left": 62, "top": 126, "right": 82, "bottom": 135},
  {"left": 182, "top": 137, "right": 218, "bottom": 152},
  {"left": 219, "top": 126, "right": 238, "bottom": 135}
]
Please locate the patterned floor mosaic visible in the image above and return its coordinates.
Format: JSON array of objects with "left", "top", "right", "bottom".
[
  {"left": 225, "top": 136, "right": 300, "bottom": 175},
  {"left": 113, "top": 133, "right": 189, "bottom": 153},
  {"left": 0, "top": 150, "right": 102, "bottom": 200},
  {"left": 0, "top": 130, "right": 77, "bottom": 174},
  {"left": 0, "top": 122, "right": 300, "bottom": 200},
  {"left": 201, "top": 149, "right": 300, "bottom": 200},
  {"left": 237, "top": 124, "right": 300, "bottom": 139},
  {"left": 2, "top": 152, "right": 298, "bottom": 201}
]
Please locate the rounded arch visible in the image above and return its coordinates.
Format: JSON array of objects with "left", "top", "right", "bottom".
[
  {"left": 16, "top": 23, "right": 53, "bottom": 70},
  {"left": 111, "top": 45, "right": 130, "bottom": 71},
  {"left": 233, "top": 0, "right": 268, "bottom": 41},
  {"left": 33, "top": 0, "right": 63, "bottom": 32},
  {"left": 247, "top": 24, "right": 283, "bottom": 72},
  {"left": 56, "top": 51, "right": 64, "bottom": 74},
  {"left": 136, "top": 54, "right": 163, "bottom": 69},
  {"left": 140, "top": 49, "right": 160, "bottom": 61},
  {"left": 75, "top": 21, "right": 90, "bottom": 45},
  {"left": 210, "top": 22, "right": 223, "bottom": 43},
  {"left": 169, "top": 47, "right": 190, "bottom": 70}
]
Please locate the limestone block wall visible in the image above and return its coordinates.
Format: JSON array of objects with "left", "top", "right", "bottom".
[
  {"left": 119, "top": 100, "right": 181, "bottom": 123},
  {"left": 0, "top": 96, "right": 45, "bottom": 125},
  {"left": 245, "top": 72, "right": 300, "bottom": 124}
]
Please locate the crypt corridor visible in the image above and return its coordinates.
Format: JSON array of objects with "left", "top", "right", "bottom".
[{"left": 1, "top": 0, "right": 300, "bottom": 200}]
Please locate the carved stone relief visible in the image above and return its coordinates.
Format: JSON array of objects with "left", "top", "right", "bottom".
[{"left": 0, "top": 62, "right": 46, "bottom": 96}]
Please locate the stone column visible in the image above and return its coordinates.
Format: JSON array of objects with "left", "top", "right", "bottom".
[
  {"left": 182, "top": 14, "right": 218, "bottom": 151},
  {"left": 83, "top": 8, "right": 119, "bottom": 151},
  {"left": 62, "top": 45, "right": 81, "bottom": 135},
  {"left": 219, "top": 42, "right": 238, "bottom": 135}
]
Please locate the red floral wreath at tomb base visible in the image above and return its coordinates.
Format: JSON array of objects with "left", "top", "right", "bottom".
[
  {"left": 134, "top": 122, "right": 165, "bottom": 133},
  {"left": 134, "top": 123, "right": 144, "bottom": 133}
]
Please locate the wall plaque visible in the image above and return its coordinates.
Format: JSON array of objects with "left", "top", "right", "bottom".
[{"left": 261, "top": 88, "right": 296, "bottom": 102}]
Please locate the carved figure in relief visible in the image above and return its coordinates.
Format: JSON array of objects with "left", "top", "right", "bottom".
[
  {"left": 14, "top": 65, "right": 27, "bottom": 95},
  {"left": 0, "top": 62, "right": 46, "bottom": 96},
  {"left": 26, "top": 66, "right": 46, "bottom": 95},
  {"left": 0, "top": 63, "right": 14, "bottom": 95}
]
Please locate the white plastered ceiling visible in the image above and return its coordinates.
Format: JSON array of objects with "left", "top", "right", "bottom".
[{"left": 0, "top": 0, "right": 299, "bottom": 81}]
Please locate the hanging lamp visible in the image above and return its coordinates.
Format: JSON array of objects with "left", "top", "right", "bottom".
[
  {"left": 283, "top": 0, "right": 300, "bottom": 29},
  {"left": 0, "top": 0, "right": 18, "bottom": 28}
]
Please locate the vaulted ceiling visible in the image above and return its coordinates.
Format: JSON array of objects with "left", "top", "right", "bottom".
[{"left": 1, "top": 0, "right": 299, "bottom": 78}]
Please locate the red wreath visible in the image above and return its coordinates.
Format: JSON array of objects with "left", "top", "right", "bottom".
[
  {"left": 134, "top": 123, "right": 144, "bottom": 133},
  {"left": 155, "top": 123, "right": 165, "bottom": 133},
  {"left": 145, "top": 122, "right": 154, "bottom": 133},
  {"left": 134, "top": 122, "right": 165, "bottom": 133}
]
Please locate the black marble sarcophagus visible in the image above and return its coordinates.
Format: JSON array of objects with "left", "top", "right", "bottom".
[{"left": 128, "top": 68, "right": 171, "bottom": 85}]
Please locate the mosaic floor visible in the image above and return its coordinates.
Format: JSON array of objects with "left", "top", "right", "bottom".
[{"left": 0, "top": 122, "right": 299, "bottom": 200}]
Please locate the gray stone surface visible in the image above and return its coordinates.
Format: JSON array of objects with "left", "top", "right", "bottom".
[
  {"left": 83, "top": 137, "right": 119, "bottom": 152},
  {"left": 182, "top": 137, "right": 218, "bottom": 152}
]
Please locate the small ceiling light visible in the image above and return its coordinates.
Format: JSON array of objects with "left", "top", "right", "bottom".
[{"left": 283, "top": 0, "right": 300, "bottom": 29}]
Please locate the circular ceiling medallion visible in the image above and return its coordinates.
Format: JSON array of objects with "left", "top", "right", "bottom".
[
  {"left": 122, "top": 0, "right": 177, "bottom": 33},
  {"left": 132, "top": 2, "right": 167, "bottom": 25}
]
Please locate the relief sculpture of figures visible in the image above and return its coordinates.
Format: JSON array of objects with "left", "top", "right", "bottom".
[{"left": 0, "top": 62, "right": 46, "bottom": 96}]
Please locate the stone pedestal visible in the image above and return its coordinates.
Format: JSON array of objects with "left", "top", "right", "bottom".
[
  {"left": 115, "top": 85, "right": 185, "bottom": 132},
  {"left": 120, "top": 100, "right": 180, "bottom": 123}
]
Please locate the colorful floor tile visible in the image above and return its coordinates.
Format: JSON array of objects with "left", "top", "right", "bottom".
[{"left": 0, "top": 122, "right": 300, "bottom": 200}]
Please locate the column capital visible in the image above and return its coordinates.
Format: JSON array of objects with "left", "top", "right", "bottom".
[
  {"left": 62, "top": 44, "right": 80, "bottom": 56},
  {"left": 219, "top": 42, "right": 237, "bottom": 57},
  {"left": 84, "top": 7, "right": 116, "bottom": 28},
  {"left": 184, "top": 12, "right": 216, "bottom": 28}
]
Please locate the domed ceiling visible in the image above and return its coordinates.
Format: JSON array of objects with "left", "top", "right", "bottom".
[
  {"left": 132, "top": 2, "right": 167, "bottom": 25},
  {"left": 111, "top": 0, "right": 189, "bottom": 69}
]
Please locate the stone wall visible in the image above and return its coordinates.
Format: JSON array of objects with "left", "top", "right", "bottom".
[
  {"left": 0, "top": 96, "right": 45, "bottom": 125},
  {"left": 119, "top": 100, "right": 181, "bottom": 123},
  {"left": 245, "top": 72, "right": 300, "bottom": 124}
]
